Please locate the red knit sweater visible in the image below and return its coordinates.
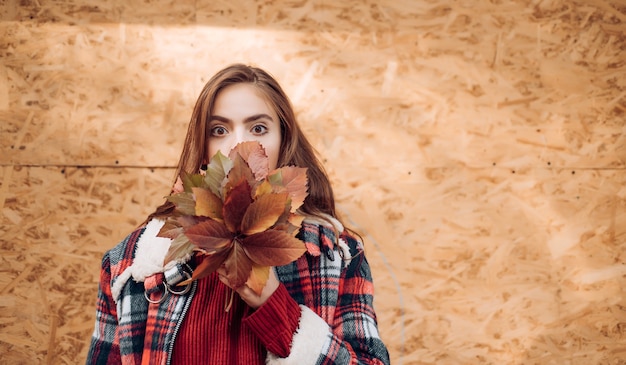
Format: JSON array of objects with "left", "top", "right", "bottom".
[{"left": 171, "top": 271, "right": 300, "bottom": 364}]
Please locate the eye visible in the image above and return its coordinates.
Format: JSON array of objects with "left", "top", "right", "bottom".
[
  {"left": 251, "top": 124, "right": 268, "bottom": 135},
  {"left": 211, "top": 125, "right": 228, "bottom": 136}
]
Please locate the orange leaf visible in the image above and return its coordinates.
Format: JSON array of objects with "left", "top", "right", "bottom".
[
  {"left": 222, "top": 180, "right": 252, "bottom": 234},
  {"left": 242, "top": 230, "right": 306, "bottom": 266},
  {"left": 223, "top": 241, "right": 253, "bottom": 288},
  {"left": 246, "top": 264, "right": 270, "bottom": 296},
  {"left": 192, "top": 187, "right": 223, "bottom": 220},
  {"left": 229, "top": 141, "right": 269, "bottom": 180},
  {"left": 287, "top": 213, "right": 305, "bottom": 228},
  {"left": 271, "top": 202, "right": 303, "bottom": 236},
  {"left": 286, "top": 214, "right": 305, "bottom": 236},
  {"left": 279, "top": 167, "right": 308, "bottom": 211},
  {"left": 191, "top": 249, "right": 231, "bottom": 281},
  {"left": 225, "top": 154, "right": 255, "bottom": 195},
  {"left": 157, "top": 218, "right": 184, "bottom": 239},
  {"left": 240, "top": 192, "right": 289, "bottom": 236},
  {"left": 184, "top": 219, "right": 233, "bottom": 253},
  {"left": 269, "top": 167, "right": 308, "bottom": 212}
]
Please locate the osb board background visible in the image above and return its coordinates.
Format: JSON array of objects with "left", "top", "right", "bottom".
[{"left": 0, "top": 0, "right": 625, "bottom": 364}]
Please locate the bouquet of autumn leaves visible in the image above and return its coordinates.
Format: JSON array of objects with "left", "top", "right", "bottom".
[{"left": 157, "top": 141, "right": 308, "bottom": 298}]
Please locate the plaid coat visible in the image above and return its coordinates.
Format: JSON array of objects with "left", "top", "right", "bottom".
[{"left": 86, "top": 217, "right": 390, "bottom": 365}]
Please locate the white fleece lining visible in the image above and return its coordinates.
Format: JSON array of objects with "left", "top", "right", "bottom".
[
  {"left": 266, "top": 305, "right": 331, "bottom": 365},
  {"left": 303, "top": 214, "right": 344, "bottom": 233},
  {"left": 337, "top": 238, "right": 352, "bottom": 267},
  {"left": 111, "top": 219, "right": 172, "bottom": 302}
]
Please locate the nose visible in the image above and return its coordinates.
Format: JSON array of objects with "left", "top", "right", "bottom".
[
  {"left": 222, "top": 126, "right": 248, "bottom": 154},
  {"left": 232, "top": 126, "right": 246, "bottom": 147}
]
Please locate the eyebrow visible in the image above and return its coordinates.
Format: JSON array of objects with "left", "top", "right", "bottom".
[{"left": 210, "top": 114, "right": 275, "bottom": 124}]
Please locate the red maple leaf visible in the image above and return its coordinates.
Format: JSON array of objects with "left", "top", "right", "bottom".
[{"left": 158, "top": 141, "right": 308, "bottom": 295}]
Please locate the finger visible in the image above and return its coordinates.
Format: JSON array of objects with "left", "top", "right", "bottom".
[
  {"left": 217, "top": 273, "right": 231, "bottom": 288},
  {"left": 235, "top": 285, "right": 252, "bottom": 297},
  {"left": 172, "top": 177, "right": 184, "bottom": 193}
]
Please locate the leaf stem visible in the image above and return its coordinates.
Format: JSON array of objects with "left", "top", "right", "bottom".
[{"left": 224, "top": 288, "right": 235, "bottom": 312}]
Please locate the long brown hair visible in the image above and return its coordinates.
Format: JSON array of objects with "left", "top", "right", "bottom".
[{"left": 147, "top": 64, "right": 337, "bottom": 224}]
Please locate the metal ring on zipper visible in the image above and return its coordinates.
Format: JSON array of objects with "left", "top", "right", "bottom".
[
  {"left": 144, "top": 283, "right": 169, "bottom": 304},
  {"left": 166, "top": 271, "right": 192, "bottom": 295}
]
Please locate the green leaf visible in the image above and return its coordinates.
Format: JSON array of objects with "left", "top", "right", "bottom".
[
  {"left": 242, "top": 230, "right": 306, "bottom": 266},
  {"left": 166, "top": 192, "right": 196, "bottom": 216},
  {"left": 181, "top": 171, "right": 206, "bottom": 192},
  {"left": 163, "top": 234, "right": 195, "bottom": 265},
  {"left": 204, "top": 150, "right": 233, "bottom": 198},
  {"left": 267, "top": 170, "right": 283, "bottom": 186},
  {"left": 222, "top": 180, "right": 252, "bottom": 234},
  {"left": 192, "top": 187, "right": 223, "bottom": 220},
  {"left": 240, "top": 192, "right": 289, "bottom": 235}
]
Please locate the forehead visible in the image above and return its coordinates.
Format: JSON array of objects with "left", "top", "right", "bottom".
[{"left": 213, "top": 83, "right": 275, "bottom": 114}]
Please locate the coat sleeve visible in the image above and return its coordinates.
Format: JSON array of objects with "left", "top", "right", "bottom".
[
  {"left": 323, "top": 243, "right": 390, "bottom": 365},
  {"left": 265, "top": 233, "right": 391, "bottom": 365},
  {"left": 85, "top": 253, "right": 122, "bottom": 365}
]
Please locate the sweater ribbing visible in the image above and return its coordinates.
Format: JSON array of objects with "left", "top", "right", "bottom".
[{"left": 171, "top": 272, "right": 265, "bottom": 364}]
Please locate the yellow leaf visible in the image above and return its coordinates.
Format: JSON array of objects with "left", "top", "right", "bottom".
[
  {"left": 253, "top": 180, "right": 273, "bottom": 198},
  {"left": 193, "top": 187, "right": 223, "bottom": 220},
  {"left": 246, "top": 264, "right": 270, "bottom": 296}
]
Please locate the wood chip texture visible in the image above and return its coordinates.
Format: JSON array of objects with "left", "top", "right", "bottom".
[{"left": 0, "top": 0, "right": 624, "bottom": 364}]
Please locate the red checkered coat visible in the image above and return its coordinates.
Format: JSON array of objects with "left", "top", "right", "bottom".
[{"left": 86, "top": 217, "right": 390, "bottom": 364}]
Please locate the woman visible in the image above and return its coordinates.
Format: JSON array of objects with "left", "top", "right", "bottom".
[{"left": 86, "top": 64, "right": 390, "bottom": 364}]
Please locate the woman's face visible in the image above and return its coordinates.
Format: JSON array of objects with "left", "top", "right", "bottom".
[{"left": 208, "top": 83, "right": 282, "bottom": 170}]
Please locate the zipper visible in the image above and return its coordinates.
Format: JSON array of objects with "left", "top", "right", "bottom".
[{"left": 165, "top": 279, "right": 197, "bottom": 365}]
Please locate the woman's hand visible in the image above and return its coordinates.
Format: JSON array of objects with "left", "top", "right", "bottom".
[{"left": 217, "top": 267, "right": 280, "bottom": 309}]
